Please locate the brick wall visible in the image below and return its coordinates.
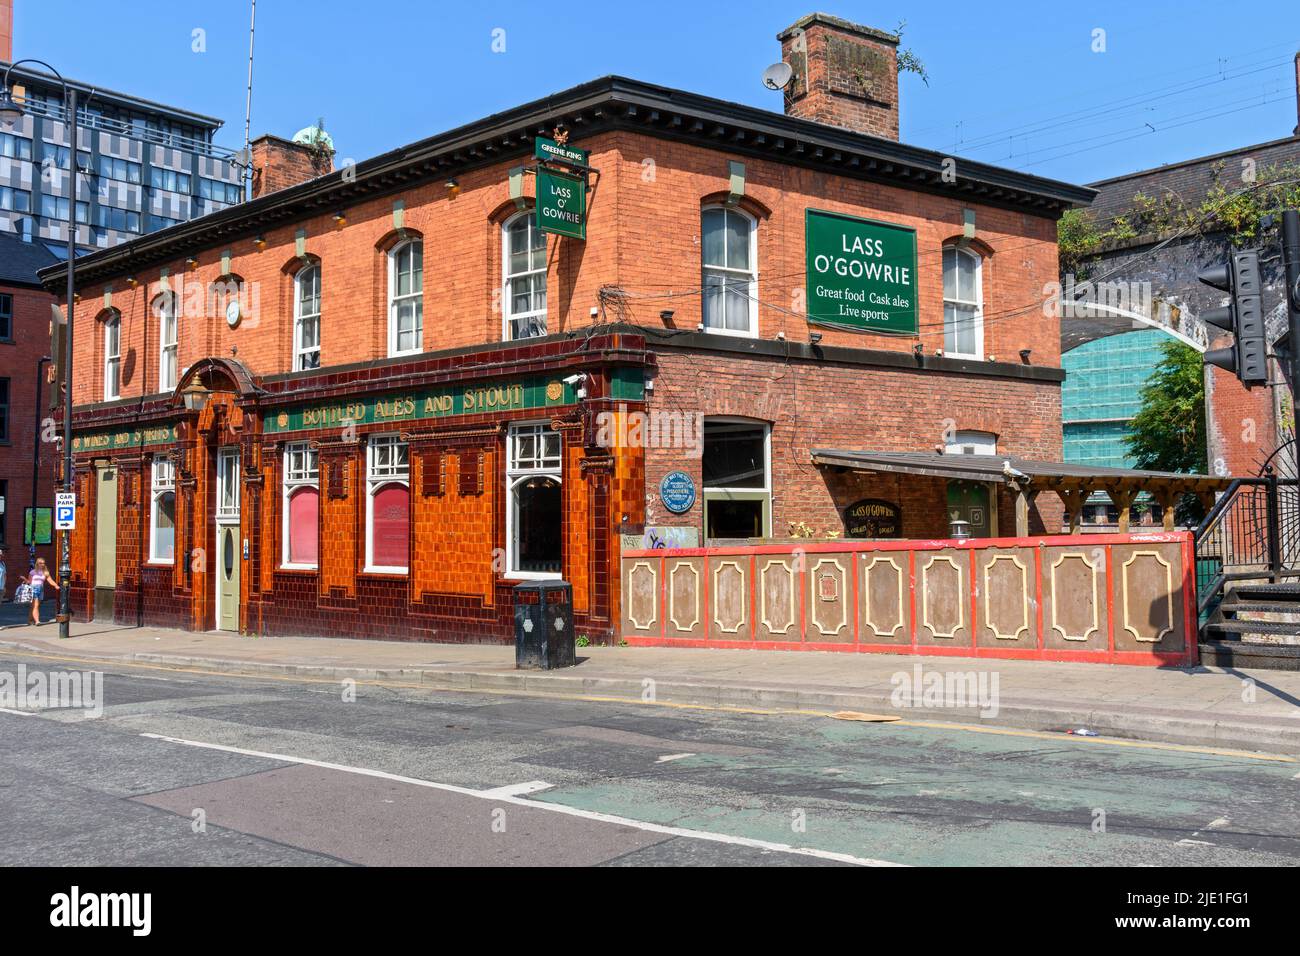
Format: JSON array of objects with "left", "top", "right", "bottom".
[
  {"left": 0, "top": 281, "right": 58, "bottom": 584},
  {"left": 778, "top": 13, "right": 901, "bottom": 139},
  {"left": 68, "top": 127, "right": 1063, "bottom": 408}
]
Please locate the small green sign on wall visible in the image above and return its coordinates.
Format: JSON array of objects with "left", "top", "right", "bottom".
[
  {"left": 805, "top": 208, "right": 918, "bottom": 335},
  {"left": 536, "top": 167, "right": 586, "bottom": 240}
]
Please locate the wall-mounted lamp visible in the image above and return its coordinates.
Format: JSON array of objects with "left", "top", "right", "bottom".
[
  {"left": 253, "top": 235, "right": 267, "bottom": 250},
  {"left": 912, "top": 343, "right": 924, "bottom": 357},
  {"left": 809, "top": 331, "right": 823, "bottom": 346},
  {"left": 446, "top": 178, "right": 460, "bottom": 198},
  {"left": 125, "top": 276, "right": 138, "bottom": 287},
  {"left": 659, "top": 309, "right": 675, "bottom": 323},
  {"left": 1019, "top": 349, "right": 1032, "bottom": 364},
  {"left": 333, "top": 212, "right": 346, "bottom": 228},
  {"left": 185, "top": 257, "right": 198, "bottom": 271},
  {"left": 181, "top": 381, "right": 211, "bottom": 412}
]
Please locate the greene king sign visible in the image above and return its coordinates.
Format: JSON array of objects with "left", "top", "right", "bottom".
[{"left": 805, "top": 209, "right": 918, "bottom": 335}]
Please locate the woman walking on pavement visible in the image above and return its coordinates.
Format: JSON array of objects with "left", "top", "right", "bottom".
[{"left": 22, "top": 557, "right": 59, "bottom": 626}]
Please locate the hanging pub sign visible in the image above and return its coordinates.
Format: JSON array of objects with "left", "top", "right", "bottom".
[
  {"left": 805, "top": 208, "right": 918, "bottom": 335},
  {"left": 842, "top": 498, "right": 903, "bottom": 538},
  {"left": 536, "top": 166, "right": 587, "bottom": 240},
  {"left": 534, "top": 136, "right": 589, "bottom": 167}
]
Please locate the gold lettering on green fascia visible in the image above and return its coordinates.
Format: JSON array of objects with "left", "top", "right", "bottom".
[
  {"left": 374, "top": 397, "right": 417, "bottom": 420},
  {"left": 302, "top": 402, "right": 368, "bottom": 429},
  {"left": 74, "top": 425, "right": 174, "bottom": 451},
  {"left": 463, "top": 384, "right": 523, "bottom": 412}
]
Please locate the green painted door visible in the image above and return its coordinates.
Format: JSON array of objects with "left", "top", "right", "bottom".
[
  {"left": 946, "top": 481, "right": 994, "bottom": 537},
  {"left": 217, "top": 524, "right": 240, "bottom": 631}
]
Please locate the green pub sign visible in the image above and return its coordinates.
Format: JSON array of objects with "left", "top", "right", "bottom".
[
  {"left": 534, "top": 136, "right": 589, "bottom": 167},
  {"left": 805, "top": 209, "right": 918, "bottom": 335},
  {"left": 536, "top": 167, "right": 586, "bottom": 240}
]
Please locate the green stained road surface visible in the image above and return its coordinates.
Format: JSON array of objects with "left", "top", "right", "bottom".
[{"left": 1, "top": 652, "right": 1295, "bottom": 866}]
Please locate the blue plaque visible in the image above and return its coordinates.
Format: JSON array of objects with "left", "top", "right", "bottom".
[{"left": 659, "top": 471, "right": 696, "bottom": 514}]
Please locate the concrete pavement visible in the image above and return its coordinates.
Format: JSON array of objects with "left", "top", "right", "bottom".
[{"left": 3, "top": 620, "right": 1300, "bottom": 755}]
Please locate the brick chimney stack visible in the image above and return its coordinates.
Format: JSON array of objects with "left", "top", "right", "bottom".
[
  {"left": 249, "top": 134, "right": 334, "bottom": 199},
  {"left": 778, "top": 13, "right": 900, "bottom": 140},
  {"left": 1, "top": 0, "right": 14, "bottom": 63}
]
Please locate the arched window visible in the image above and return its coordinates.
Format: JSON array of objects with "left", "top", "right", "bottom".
[
  {"left": 701, "top": 206, "right": 757, "bottom": 337},
  {"left": 103, "top": 311, "right": 121, "bottom": 400},
  {"left": 502, "top": 212, "right": 546, "bottom": 340},
  {"left": 388, "top": 239, "right": 424, "bottom": 356},
  {"left": 294, "top": 263, "right": 321, "bottom": 370},
  {"left": 282, "top": 441, "right": 319, "bottom": 567},
  {"left": 365, "top": 434, "right": 409, "bottom": 572},
  {"left": 942, "top": 246, "right": 983, "bottom": 359},
  {"left": 149, "top": 458, "right": 176, "bottom": 563},
  {"left": 507, "top": 422, "right": 562, "bottom": 577},
  {"left": 155, "top": 294, "right": 178, "bottom": 391}
]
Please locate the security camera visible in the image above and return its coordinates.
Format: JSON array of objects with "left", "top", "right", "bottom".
[{"left": 562, "top": 373, "right": 584, "bottom": 387}]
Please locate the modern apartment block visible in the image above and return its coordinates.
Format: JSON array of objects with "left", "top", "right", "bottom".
[{"left": 0, "top": 59, "right": 243, "bottom": 257}]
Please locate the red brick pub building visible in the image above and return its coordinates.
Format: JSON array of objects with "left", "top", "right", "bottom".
[{"left": 41, "top": 15, "right": 1097, "bottom": 645}]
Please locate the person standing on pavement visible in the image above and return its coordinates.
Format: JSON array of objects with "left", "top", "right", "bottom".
[
  {"left": 21, "top": 557, "right": 58, "bottom": 626},
  {"left": 0, "top": 547, "right": 7, "bottom": 602}
]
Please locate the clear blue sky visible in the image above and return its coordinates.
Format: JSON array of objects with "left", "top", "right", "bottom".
[{"left": 11, "top": 0, "right": 1300, "bottom": 186}]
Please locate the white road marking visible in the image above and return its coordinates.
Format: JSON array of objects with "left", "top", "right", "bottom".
[
  {"left": 655, "top": 753, "right": 696, "bottom": 764},
  {"left": 1177, "top": 839, "right": 1215, "bottom": 847},
  {"left": 139, "top": 732, "right": 905, "bottom": 867},
  {"left": 480, "top": 780, "right": 554, "bottom": 798},
  {"left": 0, "top": 707, "right": 35, "bottom": 717},
  {"left": 1205, "top": 816, "right": 1231, "bottom": 829}
]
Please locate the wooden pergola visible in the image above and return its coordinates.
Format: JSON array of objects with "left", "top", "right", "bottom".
[{"left": 811, "top": 449, "right": 1233, "bottom": 535}]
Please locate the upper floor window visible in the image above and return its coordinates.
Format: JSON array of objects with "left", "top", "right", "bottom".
[
  {"left": 103, "top": 313, "right": 121, "bottom": 400},
  {"left": 96, "top": 155, "right": 142, "bottom": 185},
  {"left": 0, "top": 378, "right": 9, "bottom": 443},
  {"left": 388, "top": 240, "right": 423, "bottom": 356},
  {"left": 503, "top": 212, "right": 546, "bottom": 340},
  {"left": 0, "top": 132, "right": 32, "bottom": 161},
  {"left": 149, "top": 167, "right": 191, "bottom": 194},
  {"left": 0, "top": 293, "right": 12, "bottom": 341},
  {"left": 701, "top": 206, "right": 757, "bottom": 337},
  {"left": 294, "top": 264, "right": 321, "bottom": 371},
  {"left": 0, "top": 186, "right": 30, "bottom": 213},
  {"left": 155, "top": 295, "right": 178, "bottom": 391},
  {"left": 943, "top": 246, "right": 983, "bottom": 359}
]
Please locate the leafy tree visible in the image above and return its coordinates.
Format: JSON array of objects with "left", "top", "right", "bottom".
[{"left": 1123, "top": 339, "right": 1207, "bottom": 523}]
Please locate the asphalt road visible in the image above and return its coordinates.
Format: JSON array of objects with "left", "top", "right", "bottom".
[{"left": 1, "top": 650, "right": 1298, "bottom": 866}]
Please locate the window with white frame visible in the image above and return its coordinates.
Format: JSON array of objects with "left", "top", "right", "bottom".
[
  {"left": 282, "top": 442, "right": 319, "bottom": 567},
  {"left": 701, "top": 206, "right": 757, "bottom": 336},
  {"left": 156, "top": 295, "right": 178, "bottom": 391},
  {"left": 507, "top": 423, "right": 562, "bottom": 577},
  {"left": 388, "top": 240, "right": 423, "bottom": 355},
  {"left": 103, "top": 313, "right": 120, "bottom": 400},
  {"left": 702, "top": 418, "right": 770, "bottom": 540},
  {"left": 149, "top": 458, "right": 176, "bottom": 563},
  {"left": 216, "top": 448, "right": 240, "bottom": 521},
  {"left": 294, "top": 264, "right": 321, "bottom": 371},
  {"left": 365, "top": 435, "right": 409, "bottom": 572},
  {"left": 943, "top": 246, "right": 983, "bottom": 358},
  {"left": 944, "top": 430, "right": 997, "bottom": 456},
  {"left": 503, "top": 212, "right": 546, "bottom": 340}
]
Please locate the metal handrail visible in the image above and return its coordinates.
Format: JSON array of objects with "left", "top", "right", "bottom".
[
  {"left": 21, "top": 98, "right": 236, "bottom": 159},
  {"left": 1194, "top": 474, "right": 1300, "bottom": 614}
]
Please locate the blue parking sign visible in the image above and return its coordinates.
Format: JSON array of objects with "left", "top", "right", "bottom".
[{"left": 55, "top": 492, "right": 76, "bottom": 530}]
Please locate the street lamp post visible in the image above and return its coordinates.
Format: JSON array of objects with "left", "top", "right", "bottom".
[{"left": 0, "top": 62, "right": 79, "bottom": 639}]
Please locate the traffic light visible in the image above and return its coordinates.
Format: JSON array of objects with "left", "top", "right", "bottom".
[
  {"left": 48, "top": 304, "right": 66, "bottom": 411},
  {"left": 1200, "top": 249, "right": 1268, "bottom": 386}
]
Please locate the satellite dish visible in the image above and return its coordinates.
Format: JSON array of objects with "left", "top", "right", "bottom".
[{"left": 762, "top": 62, "right": 794, "bottom": 91}]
